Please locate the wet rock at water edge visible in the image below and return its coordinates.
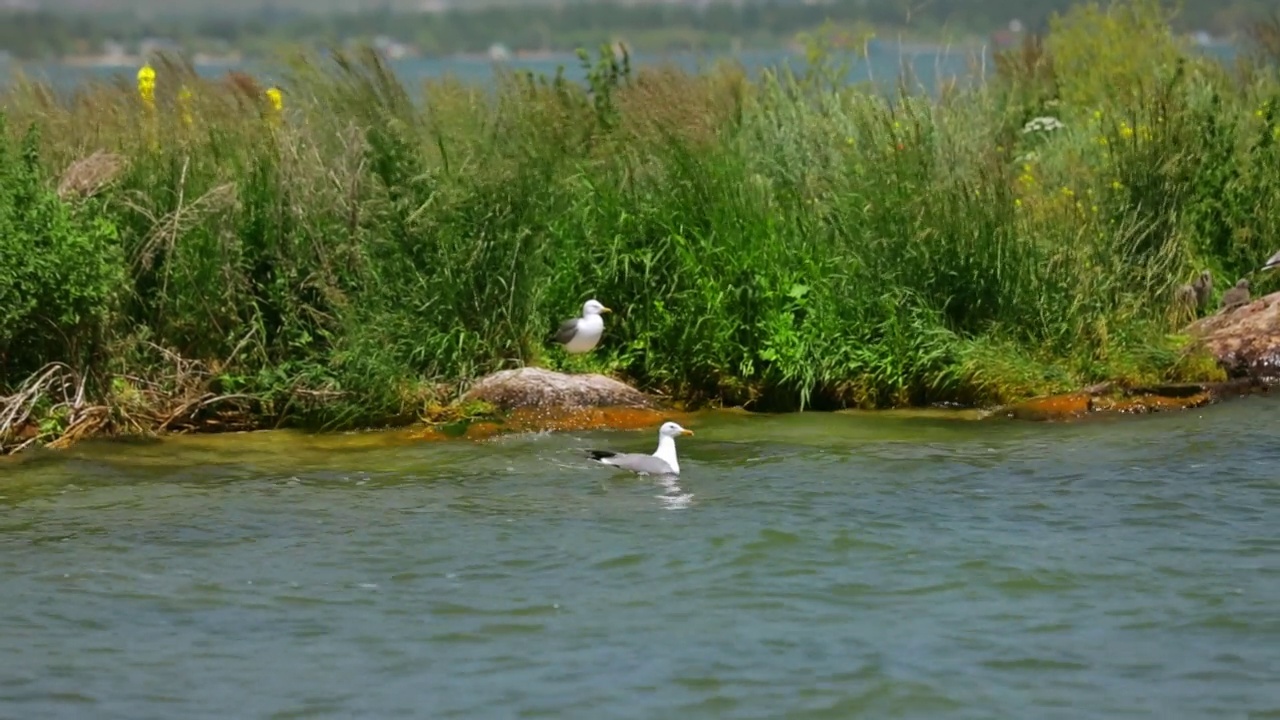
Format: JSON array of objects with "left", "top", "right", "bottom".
[
  {"left": 1185, "top": 289, "right": 1280, "bottom": 379},
  {"left": 998, "top": 379, "right": 1270, "bottom": 422},
  {"left": 461, "top": 367, "right": 659, "bottom": 411}
]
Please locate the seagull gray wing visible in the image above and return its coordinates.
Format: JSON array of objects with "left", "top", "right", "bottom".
[
  {"left": 587, "top": 450, "right": 675, "bottom": 476},
  {"left": 1263, "top": 250, "right": 1280, "bottom": 271},
  {"left": 552, "top": 317, "right": 580, "bottom": 345}
]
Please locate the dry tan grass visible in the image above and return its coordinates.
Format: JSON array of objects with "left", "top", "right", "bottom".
[
  {"left": 56, "top": 150, "right": 129, "bottom": 200},
  {"left": 615, "top": 64, "right": 747, "bottom": 150}
]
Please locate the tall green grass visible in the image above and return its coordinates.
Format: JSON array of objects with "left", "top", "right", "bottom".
[{"left": 2, "top": 0, "right": 1279, "bottom": 434}]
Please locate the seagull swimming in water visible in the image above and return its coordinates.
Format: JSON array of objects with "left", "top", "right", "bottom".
[
  {"left": 552, "top": 299, "right": 611, "bottom": 354},
  {"left": 587, "top": 421, "right": 694, "bottom": 476}
]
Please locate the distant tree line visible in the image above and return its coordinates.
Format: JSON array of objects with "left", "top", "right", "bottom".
[{"left": 0, "top": 0, "right": 1271, "bottom": 60}]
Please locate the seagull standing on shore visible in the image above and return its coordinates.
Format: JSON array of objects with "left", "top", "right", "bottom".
[
  {"left": 1220, "top": 278, "right": 1251, "bottom": 311},
  {"left": 587, "top": 421, "right": 694, "bottom": 476},
  {"left": 1191, "top": 269, "right": 1213, "bottom": 310},
  {"left": 552, "top": 299, "right": 611, "bottom": 354}
]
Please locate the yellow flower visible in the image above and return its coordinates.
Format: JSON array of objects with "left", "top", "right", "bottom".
[
  {"left": 266, "top": 87, "right": 284, "bottom": 112},
  {"left": 1111, "top": 180, "right": 1123, "bottom": 190},
  {"left": 136, "top": 63, "right": 156, "bottom": 105},
  {"left": 1093, "top": 109, "right": 1103, "bottom": 121},
  {"left": 178, "top": 85, "right": 193, "bottom": 127},
  {"left": 845, "top": 136, "right": 855, "bottom": 146},
  {"left": 1097, "top": 136, "right": 1108, "bottom": 146},
  {"left": 1015, "top": 198, "right": 1023, "bottom": 207},
  {"left": 1120, "top": 123, "right": 1134, "bottom": 139},
  {"left": 1091, "top": 205, "right": 1099, "bottom": 214},
  {"left": 1061, "top": 186, "right": 1074, "bottom": 197}
]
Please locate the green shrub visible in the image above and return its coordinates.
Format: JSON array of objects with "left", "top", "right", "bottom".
[{"left": 0, "top": 117, "right": 123, "bottom": 381}]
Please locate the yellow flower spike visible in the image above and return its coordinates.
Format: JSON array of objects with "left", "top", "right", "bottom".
[
  {"left": 264, "top": 86, "right": 284, "bottom": 128},
  {"left": 178, "top": 85, "right": 193, "bottom": 127},
  {"left": 136, "top": 63, "right": 156, "bottom": 106}
]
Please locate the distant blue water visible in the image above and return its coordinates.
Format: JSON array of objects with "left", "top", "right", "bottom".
[{"left": 0, "top": 41, "right": 1240, "bottom": 97}]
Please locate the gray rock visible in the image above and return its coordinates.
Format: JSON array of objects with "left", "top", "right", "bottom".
[
  {"left": 1187, "top": 289, "right": 1280, "bottom": 378},
  {"left": 462, "top": 367, "right": 658, "bottom": 411}
]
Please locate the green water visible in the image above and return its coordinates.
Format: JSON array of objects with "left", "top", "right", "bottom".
[{"left": 2, "top": 398, "right": 1279, "bottom": 719}]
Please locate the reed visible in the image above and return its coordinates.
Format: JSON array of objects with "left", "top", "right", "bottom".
[{"left": 2, "top": 0, "right": 1278, "bottom": 447}]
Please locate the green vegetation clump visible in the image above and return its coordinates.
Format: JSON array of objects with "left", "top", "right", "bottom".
[
  {"left": 0, "top": 120, "right": 123, "bottom": 375},
  {"left": 2, "top": 0, "right": 1278, "bottom": 444}
]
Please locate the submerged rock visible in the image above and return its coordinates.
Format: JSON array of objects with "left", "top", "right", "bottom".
[
  {"left": 461, "top": 367, "right": 659, "bottom": 411},
  {"left": 999, "top": 379, "right": 1268, "bottom": 422},
  {"left": 1185, "top": 290, "right": 1280, "bottom": 379},
  {"left": 1001, "top": 392, "right": 1094, "bottom": 421}
]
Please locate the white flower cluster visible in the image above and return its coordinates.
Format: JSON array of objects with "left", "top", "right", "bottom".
[{"left": 1022, "top": 116, "right": 1066, "bottom": 134}]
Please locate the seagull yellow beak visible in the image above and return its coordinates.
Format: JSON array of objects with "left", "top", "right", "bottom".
[
  {"left": 680, "top": 428, "right": 694, "bottom": 436},
  {"left": 600, "top": 306, "right": 613, "bottom": 313}
]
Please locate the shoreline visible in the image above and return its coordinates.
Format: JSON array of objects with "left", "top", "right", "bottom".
[{"left": 3, "top": 370, "right": 1272, "bottom": 458}]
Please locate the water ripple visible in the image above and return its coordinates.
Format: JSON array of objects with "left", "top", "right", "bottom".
[{"left": 3, "top": 402, "right": 1280, "bottom": 718}]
